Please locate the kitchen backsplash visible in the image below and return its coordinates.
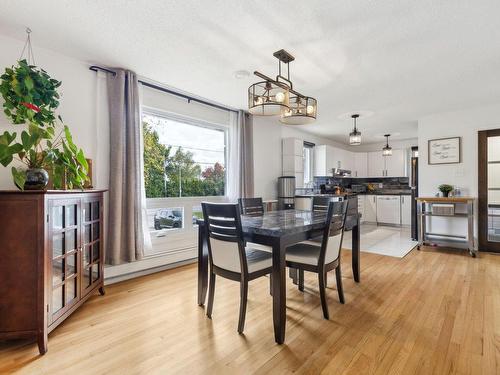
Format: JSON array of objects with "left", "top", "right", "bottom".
[{"left": 313, "top": 176, "right": 410, "bottom": 190}]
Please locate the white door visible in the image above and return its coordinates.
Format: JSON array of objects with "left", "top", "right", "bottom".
[
  {"left": 385, "top": 149, "right": 406, "bottom": 177},
  {"left": 376, "top": 195, "right": 401, "bottom": 224},
  {"left": 364, "top": 195, "right": 377, "bottom": 222},
  {"left": 368, "top": 151, "right": 385, "bottom": 177},
  {"left": 353, "top": 152, "right": 368, "bottom": 177},
  {"left": 401, "top": 195, "right": 412, "bottom": 225}
]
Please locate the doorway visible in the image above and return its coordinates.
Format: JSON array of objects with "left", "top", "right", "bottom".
[{"left": 478, "top": 129, "right": 500, "bottom": 252}]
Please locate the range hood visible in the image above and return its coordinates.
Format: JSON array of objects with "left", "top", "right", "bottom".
[{"left": 332, "top": 168, "right": 351, "bottom": 177}]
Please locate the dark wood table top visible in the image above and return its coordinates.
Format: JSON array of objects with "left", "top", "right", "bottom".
[{"left": 198, "top": 209, "right": 360, "bottom": 237}]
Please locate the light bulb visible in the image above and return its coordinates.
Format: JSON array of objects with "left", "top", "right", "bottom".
[
  {"left": 254, "top": 96, "right": 263, "bottom": 105},
  {"left": 306, "top": 105, "right": 314, "bottom": 115},
  {"left": 275, "top": 92, "right": 285, "bottom": 103}
]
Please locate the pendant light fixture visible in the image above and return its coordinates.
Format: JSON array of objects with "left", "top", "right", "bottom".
[
  {"left": 349, "top": 114, "right": 362, "bottom": 145},
  {"left": 382, "top": 134, "right": 393, "bottom": 156},
  {"left": 249, "top": 49, "right": 317, "bottom": 124}
]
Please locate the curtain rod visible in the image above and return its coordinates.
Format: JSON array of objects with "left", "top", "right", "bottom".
[{"left": 89, "top": 65, "right": 238, "bottom": 114}]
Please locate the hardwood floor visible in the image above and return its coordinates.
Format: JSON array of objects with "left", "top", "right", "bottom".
[{"left": 1, "top": 246, "right": 499, "bottom": 374}]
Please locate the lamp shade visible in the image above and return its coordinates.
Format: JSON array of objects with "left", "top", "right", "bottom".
[
  {"left": 279, "top": 95, "right": 317, "bottom": 125},
  {"left": 248, "top": 81, "right": 289, "bottom": 116}
]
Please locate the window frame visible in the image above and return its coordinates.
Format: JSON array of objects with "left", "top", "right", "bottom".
[{"left": 141, "top": 106, "right": 230, "bottom": 256}]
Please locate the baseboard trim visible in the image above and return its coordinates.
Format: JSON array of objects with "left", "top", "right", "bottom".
[{"left": 105, "top": 258, "right": 197, "bottom": 285}]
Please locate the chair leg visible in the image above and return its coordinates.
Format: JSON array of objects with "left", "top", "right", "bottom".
[
  {"left": 318, "top": 270, "right": 329, "bottom": 320},
  {"left": 298, "top": 269, "right": 304, "bottom": 292},
  {"left": 324, "top": 271, "right": 328, "bottom": 287},
  {"left": 269, "top": 274, "right": 273, "bottom": 296},
  {"left": 238, "top": 280, "right": 249, "bottom": 334},
  {"left": 335, "top": 265, "right": 345, "bottom": 304},
  {"left": 206, "top": 271, "right": 216, "bottom": 318}
]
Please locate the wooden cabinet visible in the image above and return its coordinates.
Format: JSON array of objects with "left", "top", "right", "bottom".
[
  {"left": 368, "top": 149, "right": 406, "bottom": 177},
  {"left": 0, "top": 190, "right": 105, "bottom": 355},
  {"left": 353, "top": 152, "right": 368, "bottom": 177},
  {"left": 364, "top": 195, "right": 377, "bottom": 222},
  {"left": 401, "top": 195, "right": 412, "bottom": 225}
]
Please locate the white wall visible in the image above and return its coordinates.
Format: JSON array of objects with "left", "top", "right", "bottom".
[
  {"left": 0, "top": 34, "right": 109, "bottom": 190},
  {"left": 418, "top": 103, "right": 500, "bottom": 244}
]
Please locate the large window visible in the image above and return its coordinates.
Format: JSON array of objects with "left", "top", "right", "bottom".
[
  {"left": 143, "top": 112, "right": 227, "bottom": 198},
  {"left": 141, "top": 110, "right": 228, "bottom": 255}
]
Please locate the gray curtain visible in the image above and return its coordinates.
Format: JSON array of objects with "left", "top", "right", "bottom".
[
  {"left": 238, "top": 111, "right": 254, "bottom": 198},
  {"left": 106, "top": 69, "right": 144, "bottom": 264}
]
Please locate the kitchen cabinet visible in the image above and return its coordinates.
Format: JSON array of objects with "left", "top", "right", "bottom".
[
  {"left": 401, "top": 195, "right": 412, "bottom": 225},
  {"left": 282, "top": 138, "right": 304, "bottom": 188},
  {"left": 353, "top": 152, "right": 368, "bottom": 177},
  {"left": 385, "top": 149, "right": 406, "bottom": 177},
  {"left": 357, "top": 195, "right": 366, "bottom": 222},
  {"left": 364, "top": 195, "right": 377, "bottom": 222},
  {"left": 368, "top": 151, "right": 386, "bottom": 177},
  {"left": 376, "top": 195, "right": 401, "bottom": 224},
  {"left": 295, "top": 196, "right": 313, "bottom": 211},
  {"left": 314, "top": 145, "right": 335, "bottom": 176},
  {"left": 314, "top": 145, "right": 354, "bottom": 176},
  {"left": 368, "top": 149, "right": 406, "bottom": 177}
]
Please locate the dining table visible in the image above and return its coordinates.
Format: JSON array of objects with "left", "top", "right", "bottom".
[{"left": 196, "top": 207, "right": 361, "bottom": 344}]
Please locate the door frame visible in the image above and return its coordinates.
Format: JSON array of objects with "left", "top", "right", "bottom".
[{"left": 478, "top": 129, "right": 500, "bottom": 252}]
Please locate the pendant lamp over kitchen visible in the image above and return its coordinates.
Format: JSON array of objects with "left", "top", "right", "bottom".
[
  {"left": 382, "top": 134, "right": 393, "bottom": 156},
  {"left": 248, "top": 49, "right": 317, "bottom": 124},
  {"left": 349, "top": 114, "right": 362, "bottom": 145}
]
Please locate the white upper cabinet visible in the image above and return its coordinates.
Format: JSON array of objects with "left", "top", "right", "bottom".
[
  {"left": 385, "top": 149, "right": 405, "bottom": 177},
  {"left": 353, "top": 152, "right": 368, "bottom": 178},
  {"left": 367, "top": 149, "right": 407, "bottom": 177},
  {"left": 368, "top": 151, "right": 386, "bottom": 177},
  {"left": 282, "top": 138, "right": 304, "bottom": 187},
  {"left": 314, "top": 145, "right": 353, "bottom": 176}
]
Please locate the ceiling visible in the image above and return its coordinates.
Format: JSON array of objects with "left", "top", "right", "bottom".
[{"left": 1, "top": 0, "right": 499, "bottom": 144}]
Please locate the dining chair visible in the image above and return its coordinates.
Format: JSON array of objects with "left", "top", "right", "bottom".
[
  {"left": 201, "top": 202, "right": 273, "bottom": 334},
  {"left": 286, "top": 200, "right": 348, "bottom": 319},
  {"left": 238, "top": 197, "right": 272, "bottom": 253},
  {"left": 238, "top": 197, "right": 265, "bottom": 216}
]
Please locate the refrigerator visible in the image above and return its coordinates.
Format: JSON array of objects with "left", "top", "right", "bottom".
[
  {"left": 410, "top": 146, "right": 419, "bottom": 240},
  {"left": 278, "top": 176, "right": 295, "bottom": 210}
]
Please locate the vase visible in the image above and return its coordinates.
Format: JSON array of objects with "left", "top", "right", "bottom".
[
  {"left": 24, "top": 168, "right": 49, "bottom": 190},
  {"left": 442, "top": 191, "right": 449, "bottom": 197}
]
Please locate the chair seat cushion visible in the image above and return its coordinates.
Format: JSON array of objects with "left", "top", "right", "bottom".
[
  {"left": 285, "top": 243, "right": 321, "bottom": 266},
  {"left": 245, "top": 247, "right": 273, "bottom": 273}
]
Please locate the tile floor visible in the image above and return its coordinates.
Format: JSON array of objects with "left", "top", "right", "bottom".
[{"left": 343, "top": 223, "right": 418, "bottom": 258}]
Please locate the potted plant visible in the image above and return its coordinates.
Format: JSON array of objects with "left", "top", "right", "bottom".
[
  {"left": 438, "top": 184, "right": 454, "bottom": 197},
  {"left": 0, "top": 59, "right": 88, "bottom": 190}
]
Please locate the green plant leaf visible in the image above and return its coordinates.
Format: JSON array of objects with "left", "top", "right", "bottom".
[{"left": 11, "top": 167, "right": 26, "bottom": 190}]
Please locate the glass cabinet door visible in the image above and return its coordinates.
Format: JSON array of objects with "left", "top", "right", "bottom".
[
  {"left": 50, "top": 200, "right": 80, "bottom": 321},
  {"left": 82, "top": 198, "right": 102, "bottom": 296}
]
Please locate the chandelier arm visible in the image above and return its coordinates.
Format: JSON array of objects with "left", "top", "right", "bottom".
[{"left": 254, "top": 71, "right": 302, "bottom": 97}]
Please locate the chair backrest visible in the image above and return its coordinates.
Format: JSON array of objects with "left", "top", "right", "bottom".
[
  {"left": 238, "top": 197, "right": 264, "bottom": 216},
  {"left": 312, "top": 196, "right": 332, "bottom": 213},
  {"left": 201, "top": 202, "right": 248, "bottom": 274},
  {"left": 319, "top": 200, "right": 349, "bottom": 266}
]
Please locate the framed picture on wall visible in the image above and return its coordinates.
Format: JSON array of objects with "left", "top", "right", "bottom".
[{"left": 428, "top": 137, "right": 461, "bottom": 164}]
